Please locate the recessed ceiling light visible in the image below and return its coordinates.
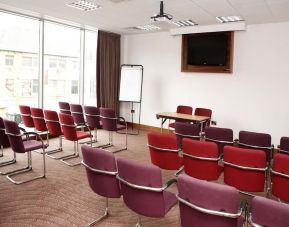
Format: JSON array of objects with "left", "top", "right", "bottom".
[
  {"left": 135, "top": 25, "right": 161, "bottom": 31},
  {"left": 171, "top": 19, "right": 198, "bottom": 27},
  {"left": 216, "top": 16, "right": 244, "bottom": 23},
  {"left": 67, "top": 0, "right": 101, "bottom": 11}
]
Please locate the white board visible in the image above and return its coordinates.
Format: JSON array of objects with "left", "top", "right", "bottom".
[{"left": 119, "top": 65, "right": 143, "bottom": 102}]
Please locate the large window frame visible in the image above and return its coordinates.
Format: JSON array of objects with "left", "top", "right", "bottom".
[{"left": 0, "top": 9, "right": 97, "bottom": 112}]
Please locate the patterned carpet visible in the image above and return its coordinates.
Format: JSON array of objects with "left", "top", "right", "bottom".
[{"left": 0, "top": 130, "right": 180, "bottom": 227}]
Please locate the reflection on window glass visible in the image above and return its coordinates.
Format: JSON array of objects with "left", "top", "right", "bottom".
[
  {"left": 0, "top": 12, "right": 39, "bottom": 118},
  {"left": 43, "top": 22, "right": 81, "bottom": 110}
]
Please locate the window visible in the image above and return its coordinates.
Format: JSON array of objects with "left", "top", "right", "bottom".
[
  {"left": 22, "top": 56, "right": 33, "bottom": 67},
  {"left": 5, "top": 55, "right": 14, "bottom": 66},
  {"left": 71, "top": 80, "right": 78, "bottom": 94},
  {"left": 32, "top": 79, "right": 38, "bottom": 93},
  {"left": 5, "top": 79, "right": 14, "bottom": 92},
  {"left": 49, "top": 59, "right": 57, "bottom": 68}
]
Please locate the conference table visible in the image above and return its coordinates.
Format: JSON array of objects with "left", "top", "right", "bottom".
[{"left": 156, "top": 112, "right": 210, "bottom": 132}]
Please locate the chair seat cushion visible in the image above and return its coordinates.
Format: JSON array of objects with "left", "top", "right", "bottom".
[
  {"left": 163, "top": 190, "right": 177, "bottom": 214},
  {"left": 23, "top": 140, "right": 44, "bottom": 152},
  {"left": 76, "top": 131, "right": 92, "bottom": 140},
  {"left": 117, "top": 124, "right": 126, "bottom": 131},
  {"left": 169, "top": 122, "right": 175, "bottom": 128}
]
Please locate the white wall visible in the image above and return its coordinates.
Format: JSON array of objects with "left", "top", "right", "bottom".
[{"left": 120, "top": 22, "right": 289, "bottom": 145}]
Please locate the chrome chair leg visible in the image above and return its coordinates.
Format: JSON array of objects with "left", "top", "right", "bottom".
[
  {"left": 86, "top": 198, "right": 109, "bottom": 227},
  {"left": 61, "top": 141, "right": 81, "bottom": 167},
  {"left": 46, "top": 136, "right": 74, "bottom": 160},
  {"left": 0, "top": 151, "right": 16, "bottom": 168},
  {"left": 135, "top": 215, "right": 142, "bottom": 227},
  {"left": 0, "top": 145, "right": 3, "bottom": 157},
  {"left": 101, "top": 130, "right": 128, "bottom": 153}
]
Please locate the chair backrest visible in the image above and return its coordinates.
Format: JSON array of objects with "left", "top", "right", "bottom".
[
  {"left": 182, "top": 139, "right": 221, "bottom": 181},
  {"left": 251, "top": 196, "right": 289, "bottom": 227},
  {"left": 30, "top": 107, "right": 47, "bottom": 132},
  {"left": 271, "top": 153, "right": 289, "bottom": 202},
  {"left": 100, "top": 107, "right": 117, "bottom": 131},
  {"left": 117, "top": 157, "right": 168, "bottom": 217},
  {"left": 174, "top": 122, "right": 200, "bottom": 149},
  {"left": 81, "top": 145, "right": 121, "bottom": 198},
  {"left": 70, "top": 103, "right": 85, "bottom": 125},
  {"left": 205, "top": 127, "right": 234, "bottom": 156},
  {"left": 279, "top": 136, "right": 289, "bottom": 154},
  {"left": 177, "top": 105, "right": 193, "bottom": 115},
  {"left": 147, "top": 131, "right": 182, "bottom": 170},
  {"left": 0, "top": 117, "right": 6, "bottom": 147},
  {"left": 58, "top": 101, "right": 71, "bottom": 115},
  {"left": 19, "top": 105, "right": 34, "bottom": 128},
  {"left": 177, "top": 174, "right": 242, "bottom": 227},
  {"left": 194, "top": 108, "right": 212, "bottom": 126},
  {"left": 223, "top": 146, "right": 266, "bottom": 192},
  {"left": 3, "top": 119, "right": 25, "bottom": 153},
  {"left": 58, "top": 113, "right": 77, "bottom": 141},
  {"left": 84, "top": 105, "right": 102, "bottom": 129},
  {"left": 43, "top": 110, "right": 62, "bottom": 137},
  {"left": 238, "top": 130, "right": 272, "bottom": 162}
]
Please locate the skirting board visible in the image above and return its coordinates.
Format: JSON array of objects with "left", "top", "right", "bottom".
[{"left": 126, "top": 122, "right": 171, "bottom": 134}]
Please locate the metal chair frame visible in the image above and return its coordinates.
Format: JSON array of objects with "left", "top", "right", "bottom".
[
  {"left": 83, "top": 112, "right": 102, "bottom": 145},
  {"left": 0, "top": 130, "right": 46, "bottom": 185}
]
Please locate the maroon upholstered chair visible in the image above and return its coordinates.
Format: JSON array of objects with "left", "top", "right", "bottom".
[
  {"left": 0, "top": 119, "right": 46, "bottom": 184},
  {"left": 58, "top": 113, "right": 92, "bottom": 166},
  {"left": 177, "top": 174, "right": 245, "bottom": 227},
  {"left": 84, "top": 105, "right": 103, "bottom": 145},
  {"left": 238, "top": 130, "right": 273, "bottom": 163},
  {"left": 19, "top": 105, "right": 35, "bottom": 128},
  {"left": 168, "top": 105, "right": 193, "bottom": 129},
  {"left": 147, "top": 131, "right": 183, "bottom": 175},
  {"left": 270, "top": 153, "right": 289, "bottom": 202},
  {"left": 116, "top": 157, "right": 177, "bottom": 226},
  {"left": 174, "top": 122, "right": 201, "bottom": 150},
  {"left": 205, "top": 126, "right": 234, "bottom": 156},
  {"left": 0, "top": 117, "right": 15, "bottom": 167},
  {"left": 70, "top": 103, "right": 86, "bottom": 125},
  {"left": 250, "top": 196, "right": 289, "bottom": 227},
  {"left": 194, "top": 107, "right": 212, "bottom": 128},
  {"left": 58, "top": 101, "right": 71, "bottom": 115},
  {"left": 223, "top": 146, "right": 267, "bottom": 194},
  {"left": 182, "top": 139, "right": 222, "bottom": 181},
  {"left": 81, "top": 145, "right": 121, "bottom": 226},
  {"left": 278, "top": 136, "right": 289, "bottom": 155},
  {"left": 99, "top": 107, "right": 127, "bottom": 153}
]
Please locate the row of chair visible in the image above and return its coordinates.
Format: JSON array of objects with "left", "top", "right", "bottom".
[
  {"left": 147, "top": 131, "right": 289, "bottom": 203},
  {"left": 81, "top": 145, "right": 289, "bottom": 227}
]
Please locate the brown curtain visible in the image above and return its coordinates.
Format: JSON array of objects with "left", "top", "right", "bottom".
[{"left": 96, "top": 30, "right": 121, "bottom": 113}]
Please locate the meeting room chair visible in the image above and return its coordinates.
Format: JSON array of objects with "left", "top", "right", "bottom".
[
  {"left": 249, "top": 196, "right": 289, "bottom": 227},
  {"left": 84, "top": 105, "right": 103, "bottom": 145},
  {"left": 81, "top": 145, "right": 121, "bottom": 226},
  {"left": 0, "top": 119, "right": 46, "bottom": 184},
  {"left": 194, "top": 107, "right": 212, "bottom": 128},
  {"left": 182, "top": 139, "right": 222, "bottom": 181},
  {"left": 99, "top": 107, "right": 128, "bottom": 153},
  {"left": 147, "top": 131, "right": 183, "bottom": 175},
  {"left": 270, "top": 153, "right": 289, "bottom": 202},
  {"left": 58, "top": 113, "right": 92, "bottom": 166},
  {"left": 278, "top": 136, "right": 289, "bottom": 155},
  {"left": 19, "top": 105, "right": 35, "bottom": 129},
  {"left": 116, "top": 157, "right": 177, "bottom": 226},
  {"left": 205, "top": 126, "right": 234, "bottom": 156},
  {"left": 237, "top": 130, "right": 273, "bottom": 163},
  {"left": 174, "top": 122, "right": 201, "bottom": 150},
  {"left": 177, "top": 174, "right": 246, "bottom": 227},
  {"left": 223, "top": 146, "right": 268, "bottom": 195},
  {"left": 0, "top": 117, "right": 16, "bottom": 167},
  {"left": 168, "top": 105, "right": 193, "bottom": 130},
  {"left": 58, "top": 101, "right": 71, "bottom": 115}
]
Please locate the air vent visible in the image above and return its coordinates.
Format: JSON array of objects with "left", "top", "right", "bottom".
[
  {"left": 67, "top": 0, "right": 101, "bottom": 11},
  {"left": 171, "top": 20, "right": 198, "bottom": 27},
  {"left": 216, "top": 16, "right": 243, "bottom": 23},
  {"left": 124, "top": 25, "right": 161, "bottom": 31}
]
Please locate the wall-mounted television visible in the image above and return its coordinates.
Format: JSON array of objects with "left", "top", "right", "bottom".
[{"left": 181, "top": 31, "right": 234, "bottom": 73}]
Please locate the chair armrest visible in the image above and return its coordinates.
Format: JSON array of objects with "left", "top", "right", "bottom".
[
  {"left": 163, "top": 178, "right": 177, "bottom": 190},
  {"left": 118, "top": 116, "right": 127, "bottom": 124},
  {"left": 19, "top": 127, "right": 26, "bottom": 133},
  {"left": 23, "top": 131, "right": 44, "bottom": 146},
  {"left": 76, "top": 123, "right": 92, "bottom": 135}
]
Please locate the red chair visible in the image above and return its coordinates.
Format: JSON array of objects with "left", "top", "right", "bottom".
[
  {"left": 182, "top": 139, "right": 222, "bottom": 181},
  {"left": 205, "top": 126, "right": 234, "bottom": 156},
  {"left": 168, "top": 105, "right": 193, "bottom": 129},
  {"left": 278, "top": 137, "right": 289, "bottom": 155},
  {"left": 223, "top": 146, "right": 267, "bottom": 194},
  {"left": 58, "top": 101, "right": 71, "bottom": 115},
  {"left": 0, "top": 117, "right": 15, "bottom": 167},
  {"left": 271, "top": 153, "right": 289, "bottom": 202},
  {"left": 84, "top": 105, "right": 103, "bottom": 145},
  {"left": 147, "top": 131, "right": 183, "bottom": 174},
  {"left": 194, "top": 107, "right": 212, "bottom": 128},
  {"left": 59, "top": 113, "right": 92, "bottom": 166},
  {"left": 174, "top": 122, "right": 201, "bottom": 150},
  {"left": 238, "top": 130, "right": 273, "bottom": 163},
  {"left": 19, "top": 105, "right": 35, "bottom": 128}
]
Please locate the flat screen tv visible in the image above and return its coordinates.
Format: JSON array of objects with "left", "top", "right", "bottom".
[{"left": 181, "top": 31, "right": 233, "bottom": 73}]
